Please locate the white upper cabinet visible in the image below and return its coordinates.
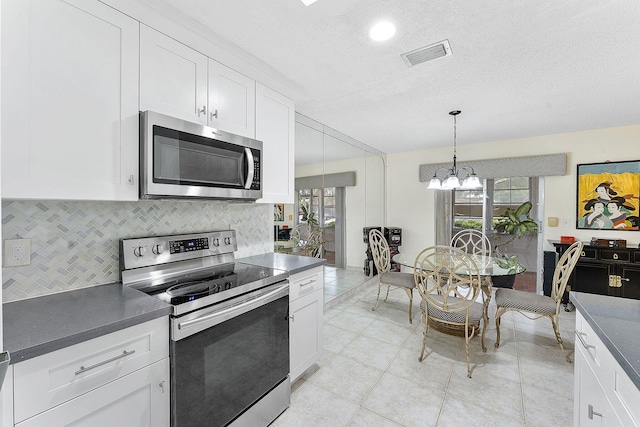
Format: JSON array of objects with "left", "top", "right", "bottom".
[
  {"left": 1, "top": 0, "right": 140, "bottom": 201},
  {"left": 140, "top": 24, "right": 208, "bottom": 125},
  {"left": 208, "top": 59, "right": 256, "bottom": 138},
  {"left": 140, "top": 26, "right": 256, "bottom": 138},
  {"left": 256, "top": 83, "right": 295, "bottom": 204}
]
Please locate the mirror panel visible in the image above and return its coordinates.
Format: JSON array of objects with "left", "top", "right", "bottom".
[{"left": 287, "top": 113, "right": 386, "bottom": 303}]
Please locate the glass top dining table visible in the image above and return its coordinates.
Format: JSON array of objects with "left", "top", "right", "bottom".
[{"left": 392, "top": 252, "right": 526, "bottom": 276}]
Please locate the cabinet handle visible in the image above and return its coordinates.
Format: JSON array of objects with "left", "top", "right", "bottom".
[
  {"left": 210, "top": 109, "right": 218, "bottom": 119},
  {"left": 288, "top": 315, "right": 294, "bottom": 322},
  {"left": 128, "top": 174, "right": 135, "bottom": 185},
  {"left": 159, "top": 380, "right": 166, "bottom": 394},
  {"left": 581, "top": 251, "right": 586, "bottom": 257},
  {"left": 575, "top": 331, "right": 595, "bottom": 350},
  {"left": 300, "top": 279, "right": 316, "bottom": 287},
  {"left": 74, "top": 350, "right": 136, "bottom": 375},
  {"left": 588, "top": 404, "right": 602, "bottom": 419},
  {"left": 198, "top": 105, "right": 207, "bottom": 116},
  {"left": 613, "top": 253, "right": 619, "bottom": 260}
]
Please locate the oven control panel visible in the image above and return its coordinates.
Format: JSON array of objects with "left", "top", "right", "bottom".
[
  {"left": 120, "top": 230, "right": 237, "bottom": 270},
  {"left": 170, "top": 237, "right": 210, "bottom": 254}
]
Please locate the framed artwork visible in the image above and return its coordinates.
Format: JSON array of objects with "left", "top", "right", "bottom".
[
  {"left": 274, "top": 204, "right": 284, "bottom": 222},
  {"left": 576, "top": 160, "right": 640, "bottom": 230}
]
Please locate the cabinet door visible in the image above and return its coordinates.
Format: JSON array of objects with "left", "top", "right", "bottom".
[
  {"left": 140, "top": 24, "right": 208, "bottom": 124},
  {"left": 256, "top": 83, "right": 295, "bottom": 204},
  {"left": 573, "top": 262, "right": 612, "bottom": 296},
  {"left": 289, "top": 289, "right": 323, "bottom": 382},
  {"left": 1, "top": 0, "right": 139, "bottom": 200},
  {"left": 17, "top": 358, "right": 169, "bottom": 427},
  {"left": 620, "top": 266, "right": 640, "bottom": 300},
  {"left": 574, "top": 345, "right": 623, "bottom": 427},
  {"left": 208, "top": 59, "right": 256, "bottom": 138}
]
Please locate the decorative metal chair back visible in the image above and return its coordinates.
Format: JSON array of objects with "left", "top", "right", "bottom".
[
  {"left": 551, "top": 240, "right": 583, "bottom": 303},
  {"left": 290, "top": 224, "right": 312, "bottom": 248},
  {"left": 450, "top": 229, "right": 492, "bottom": 257},
  {"left": 369, "top": 229, "right": 390, "bottom": 274},
  {"left": 413, "top": 246, "right": 482, "bottom": 313},
  {"left": 305, "top": 228, "right": 325, "bottom": 258}
]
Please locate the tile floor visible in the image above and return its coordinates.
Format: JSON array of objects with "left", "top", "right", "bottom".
[
  {"left": 323, "top": 266, "right": 372, "bottom": 305},
  {"left": 273, "top": 273, "right": 576, "bottom": 427}
]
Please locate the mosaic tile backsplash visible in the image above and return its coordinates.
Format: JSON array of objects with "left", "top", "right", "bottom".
[{"left": 2, "top": 200, "right": 271, "bottom": 302}]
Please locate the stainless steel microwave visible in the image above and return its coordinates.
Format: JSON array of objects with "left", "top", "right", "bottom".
[{"left": 140, "top": 111, "right": 262, "bottom": 200}]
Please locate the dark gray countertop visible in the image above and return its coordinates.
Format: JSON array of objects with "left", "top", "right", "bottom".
[
  {"left": 3, "top": 283, "right": 171, "bottom": 364},
  {"left": 570, "top": 292, "right": 640, "bottom": 390},
  {"left": 238, "top": 252, "right": 325, "bottom": 275}
]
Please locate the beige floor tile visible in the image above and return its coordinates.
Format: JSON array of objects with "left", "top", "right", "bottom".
[
  {"left": 346, "top": 408, "right": 403, "bottom": 427},
  {"left": 361, "top": 318, "right": 414, "bottom": 347},
  {"left": 437, "top": 395, "right": 525, "bottom": 426},
  {"left": 447, "top": 361, "right": 525, "bottom": 420},
  {"left": 323, "top": 323, "right": 359, "bottom": 353},
  {"left": 339, "top": 334, "right": 402, "bottom": 371},
  {"left": 522, "top": 383, "right": 573, "bottom": 427},
  {"left": 305, "top": 353, "right": 384, "bottom": 404},
  {"left": 272, "top": 381, "right": 359, "bottom": 427},
  {"left": 326, "top": 310, "right": 376, "bottom": 334},
  {"left": 362, "top": 373, "right": 445, "bottom": 427},
  {"left": 386, "top": 347, "right": 455, "bottom": 392}
]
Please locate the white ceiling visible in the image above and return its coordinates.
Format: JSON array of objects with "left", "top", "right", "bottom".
[{"left": 147, "top": 0, "right": 640, "bottom": 154}]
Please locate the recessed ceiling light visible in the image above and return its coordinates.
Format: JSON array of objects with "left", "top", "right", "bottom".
[
  {"left": 300, "top": 0, "right": 318, "bottom": 5},
  {"left": 369, "top": 21, "right": 396, "bottom": 41}
]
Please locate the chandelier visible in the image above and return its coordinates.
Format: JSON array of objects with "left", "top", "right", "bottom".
[{"left": 427, "top": 110, "right": 482, "bottom": 190}]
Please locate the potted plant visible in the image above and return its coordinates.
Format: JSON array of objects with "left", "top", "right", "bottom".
[
  {"left": 295, "top": 200, "right": 330, "bottom": 257},
  {"left": 491, "top": 201, "right": 538, "bottom": 288}
]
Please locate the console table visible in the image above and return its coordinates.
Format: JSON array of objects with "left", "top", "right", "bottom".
[{"left": 551, "top": 240, "right": 640, "bottom": 300}]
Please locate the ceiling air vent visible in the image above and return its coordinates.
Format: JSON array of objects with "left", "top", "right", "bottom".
[{"left": 401, "top": 39, "right": 452, "bottom": 67}]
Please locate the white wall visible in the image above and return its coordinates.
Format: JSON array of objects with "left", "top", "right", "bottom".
[{"left": 387, "top": 124, "right": 640, "bottom": 256}]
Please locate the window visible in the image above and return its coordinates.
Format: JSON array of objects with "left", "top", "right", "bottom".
[{"left": 453, "top": 177, "right": 535, "bottom": 231}]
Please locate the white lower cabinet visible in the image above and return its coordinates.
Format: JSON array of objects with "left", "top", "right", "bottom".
[
  {"left": 574, "top": 310, "right": 640, "bottom": 426},
  {"left": 289, "top": 267, "right": 323, "bottom": 382},
  {"left": 16, "top": 358, "right": 169, "bottom": 427},
  {"left": 12, "top": 317, "right": 169, "bottom": 427}
]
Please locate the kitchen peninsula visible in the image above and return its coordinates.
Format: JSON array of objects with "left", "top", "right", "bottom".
[{"left": 571, "top": 291, "right": 640, "bottom": 426}]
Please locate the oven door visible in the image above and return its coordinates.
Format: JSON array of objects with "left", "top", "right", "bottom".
[
  {"left": 140, "top": 110, "right": 262, "bottom": 200},
  {"left": 170, "top": 282, "right": 290, "bottom": 427}
]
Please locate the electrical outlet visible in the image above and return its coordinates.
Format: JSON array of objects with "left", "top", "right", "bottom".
[{"left": 4, "top": 239, "right": 31, "bottom": 267}]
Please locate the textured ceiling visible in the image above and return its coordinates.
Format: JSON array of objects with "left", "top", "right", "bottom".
[{"left": 145, "top": 0, "right": 640, "bottom": 154}]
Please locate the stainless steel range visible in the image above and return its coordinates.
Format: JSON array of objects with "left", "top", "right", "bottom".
[{"left": 120, "top": 230, "right": 290, "bottom": 427}]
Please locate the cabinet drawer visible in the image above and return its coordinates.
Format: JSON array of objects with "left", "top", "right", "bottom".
[
  {"left": 574, "top": 311, "right": 609, "bottom": 386},
  {"left": 289, "top": 267, "right": 324, "bottom": 301},
  {"left": 580, "top": 248, "right": 598, "bottom": 260},
  {"left": 600, "top": 250, "right": 630, "bottom": 262},
  {"left": 16, "top": 358, "right": 169, "bottom": 427},
  {"left": 14, "top": 316, "right": 169, "bottom": 423}
]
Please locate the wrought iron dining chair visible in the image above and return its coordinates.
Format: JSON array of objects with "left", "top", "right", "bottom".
[
  {"left": 450, "top": 228, "right": 493, "bottom": 301},
  {"left": 450, "top": 229, "right": 492, "bottom": 257},
  {"left": 414, "top": 246, "right": 486, "bottom": 378},
  {"left": 369, "top": 229, "right": 415, "bottom": 323},
  {"left": 494, "top": 240, "right": 583, "bottom": 362}
]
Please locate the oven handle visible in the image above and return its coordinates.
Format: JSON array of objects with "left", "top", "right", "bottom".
[
  {"left": 176, "top": 283, "right": 289, "bottom": 334},
  {"left": 244, "top": 147, "right": 254, "bottom": 190}
]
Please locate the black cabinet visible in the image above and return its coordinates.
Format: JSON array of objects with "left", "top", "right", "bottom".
[{"left": 552, "top": 241, "right": 640, "bottom": 300}]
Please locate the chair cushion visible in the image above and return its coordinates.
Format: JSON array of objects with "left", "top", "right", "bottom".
[
  {"left": 495, "top": 288, "right": 556, "bottom": 315},
  {"left": 380, "top": 271, "right": 415, "bottom": 289},
  {"left": 420, "top": 296, "right": 484, "bottom": 323}
]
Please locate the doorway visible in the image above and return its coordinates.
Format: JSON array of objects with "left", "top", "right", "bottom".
[
  {"left": 445, "top": 177, "right": 541, "bottom": 292},
  {"left": 296, "top": 187, "right": 345, "bottom": 268}
]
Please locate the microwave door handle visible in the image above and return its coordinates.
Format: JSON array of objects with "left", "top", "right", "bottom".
[{"left": 244, "top": 147, "right": 254, "bottom": 190}]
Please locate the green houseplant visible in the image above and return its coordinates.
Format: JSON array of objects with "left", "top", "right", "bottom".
[{"left": 491, "top": 201, "right": 538, "bottom": 287}]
